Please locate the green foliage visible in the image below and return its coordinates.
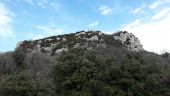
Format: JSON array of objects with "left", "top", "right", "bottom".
[
  {"left": 52, "top": 48, "right": 170, "bottom": 96},
  {"left": 162, "top": 52, "right": 170, "bottom": 57},
  {"left": 0, "top": 71, "right": 54, "bottom": 96},
  {"left": 52, "top": 48, "right": 105, "bottom": 96},
  {"left": 0, "top": 71, "right": 33, "bottom": 96},
  {"left": 13, "top": 49, "right": 27, "bottom": 71},
  {"left": 1, "top": 48, "right": 170, "bottom": 96}
]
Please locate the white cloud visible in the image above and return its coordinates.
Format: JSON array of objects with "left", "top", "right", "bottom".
[
  {"left": 37, "top": 0, "right": 48, "bottom": 8},
  {"left": 37, "top": 23, "right": 64, "bottom": 36},
  {"left": 149, "top": 0, "right": 170, "bottom": 10},
  {"left": 125, "top": 19, "right": 140, "bottom": 27},
  {"left": 24, "top": 0, "right": 33, "bottom": 5},
  {"left": 121, "top": 0, "right": 170, "bottom": 53},
  {"left": 122, "top": 15, "right": 170, "bottom": 53},
  {"left": 99, "top": 5, "right": 113, "bottom": 16},
  {"left": 89, "top": 21, "right": 99, "bottom": 27},
  {"left": 151, "top": 8, "right": 170, "bottom": 20},
  {"left": 37, "top": 0, "right": 61, "bottom": 11},
  {"left": 0, "top": 3, "right": 14, "bottom": 38},
  {"left": 132, "top": 8, "right": 141, "bottom": 14},
  {"left": 149, "top": 0, "right": 162, "bottom": 10},
  {"left": 50, "top": 2, "right": 61, "bottom": 11},
  {"left": 131, "top": 4, "right": 146, "bottom": 14}
]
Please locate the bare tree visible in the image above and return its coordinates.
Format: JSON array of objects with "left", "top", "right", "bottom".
[
  {"left": 0, "top": 52, "right": 15, "bottom": 74},
  {"left": 24, "top": 51, "right": 56, "bottom": 81}
]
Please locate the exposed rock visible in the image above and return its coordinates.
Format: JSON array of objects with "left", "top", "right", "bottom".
[
  {"left": 62, "top": 38, "right": 66, "bottom": 42},
  {"left": 45, "top": 38, "right": 53, "bottom": 41},
  {"left": 38, "top": 40, "right": 42, "bottom": 43},
  {"left": 57, "top": 37, "right": 60, "bottom": 40},
  {"left": 75, "top": 32, "right": 85, "bottom": 36},
  {"left": 15, "top": 30, "right": 144, "bottom": 55},
  {"left": 15, "top": 41, "right": 23, "bottom": 50},
  {"left": 55, "top": 48, "right": 68, "bottom": 54},
  {"left": 87, "top": 35, "right": 99, "bottom": 41},
  {"left": 74, "top": 43, "right": 80, "bottom": 48},
  {"left": 36, "top": 44, "right": 41, "bottom": 50},
  {"left": 98, "top": 32, "right": 103, "bottom": 36},
  {"left": 113, "top": 31, "right": 143, "bottom": 51},
  {"left": 43, "top": 47, "right": 52, "bottom": 52}
]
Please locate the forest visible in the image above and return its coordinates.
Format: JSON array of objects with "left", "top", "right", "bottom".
[{"left": 0, "top": 47, "right": 170, "bottom": 96}]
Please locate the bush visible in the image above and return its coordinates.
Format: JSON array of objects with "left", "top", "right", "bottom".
[
  {"left": 52, "top": 48, "right": 170, "bottom": 96},
  {"left": 0, "top": 71, "right": 54, "bottom": 96},
  {"left": 13, "top": 49, "right": 26, "bottom": 72}
]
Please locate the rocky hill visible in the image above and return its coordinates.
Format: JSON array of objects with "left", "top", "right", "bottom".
[
  {"left": 2, "top": 30, "right": 170, "bottom": 96},
  {"left": 16, "top": 30, "right": 144, "bottom": 55},
  {"left": 113, "top": 31, "right": 143, "bottom": 51}
]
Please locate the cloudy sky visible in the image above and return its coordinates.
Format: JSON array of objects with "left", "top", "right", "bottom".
[{"left": 0, "top": 0, "right": 170, "bottom": 53}]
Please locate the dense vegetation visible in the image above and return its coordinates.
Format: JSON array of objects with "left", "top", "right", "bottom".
[{"left": 0, "top": 48, "right": 170, "bottom": 96}]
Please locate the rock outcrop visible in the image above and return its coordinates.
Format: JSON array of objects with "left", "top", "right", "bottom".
[
  {"left": 113, "top": 31, "right": 143, "bottom": 51},
  {"left": 16, "top": 30, "right": 144, "bottom": 55}
]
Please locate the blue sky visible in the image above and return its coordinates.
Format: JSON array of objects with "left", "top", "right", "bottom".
[{"left": 0, "top": 0, "right": 170, "bottom": 53}]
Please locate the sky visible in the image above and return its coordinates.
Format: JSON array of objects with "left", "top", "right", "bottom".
[{"left": 0, "top": 0, "right": 170, "bottom": 53}]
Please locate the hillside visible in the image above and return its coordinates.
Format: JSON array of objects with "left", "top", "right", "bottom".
[
  {"left": 16, "top": 30, "right": 143, "bottom": 55},
  {"left": 0, "top": 30, "right": 170, "bottom": 96}
]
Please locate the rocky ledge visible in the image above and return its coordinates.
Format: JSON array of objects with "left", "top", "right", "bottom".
[{"left": 16, "top": 30, "right": 144, "bottom": 55}]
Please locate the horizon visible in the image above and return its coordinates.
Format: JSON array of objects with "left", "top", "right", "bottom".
[{"left": 0, "top": 0, "right": 170, "bottom": 53}]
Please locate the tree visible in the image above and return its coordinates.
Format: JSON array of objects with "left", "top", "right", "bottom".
[
  {"left": 0, "top": 71, "right": 54, "bottom": 96},
  {"left": 0, "top": 52, "right": 14, "bottom": 74},
  {"left": 0, "top": 71, "right": 34, "bottom": 96},
  {"left": 13, "top": 49, "right": 26, "bottom": 72},
  {"left": 52, "top": 49, "right": 170, "bottom": 96},
  {"left": 52, "top": 48, "right": 109, "bottom": 96},
  {"left": 24, "top": 51, "right": 56, "bottom": 81}
]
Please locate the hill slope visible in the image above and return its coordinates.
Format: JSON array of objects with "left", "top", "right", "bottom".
[
  {"left": 16, "top": 30, "right": 144, "bottom": 55},
  {"left": 1, "top": 30, "right": 170, "bottom": 96}
]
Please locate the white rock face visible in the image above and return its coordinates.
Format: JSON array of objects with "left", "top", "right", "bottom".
[
  {"left": 57, "top": 37, "right": 60, "bottom": 40},
  {"left": 87, "top": 35, "right": 99, "bottom": 41},
  {"left": 38, "top": 40, "right": 42, "bottom": 43},
  {"left": 15, "top": 31, "right": 144, "bottom": 55},
  {"left": 98, "top": 32, "right": 103, "bottom": 36},
  {"left": 15, "top": 41, "right": 23, "bottom": 50},
  {"left": 62, "top": 38, "right": 66, "bottom": 42},
  {"left": 55, "top": 48, "right": 68, "bottom": 54},
  {"left": 45, "top": 38, "right": 53, "bottom": 41},
  {"left": 74, "top": 43, "right": 80, "bottom": 48},
  {"left": 36, "top": 44, "right": 41, "bottom": 50},
  {"left": 113, "top": 31, "right": 143, "bottom": 51},
  {"left": 75, "top": 32, "right": 85, "bottom": 36},
  {"left": 88, "top": 33, "right": 92, "bottom": 35},
  {"left": 43, "top": 47, "right": 52, "bottom": 51}
]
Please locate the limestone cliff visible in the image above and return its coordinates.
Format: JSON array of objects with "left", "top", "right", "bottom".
[
  {"left": 113, "top": 31, "right": 143, "bottom": 51},
  {"left": 16, "top": 30, "right": 144, "bottom": 55}
]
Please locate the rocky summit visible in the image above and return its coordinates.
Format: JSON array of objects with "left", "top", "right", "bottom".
[
  {"left": 15, "top": 30, "right": 144, "bottom": 55},
  {"left": 113, "top": 31, "right": 143, "bottom": 51},
  {"left": 3, "top": 30, "right": 170, "bottom": 96}
]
